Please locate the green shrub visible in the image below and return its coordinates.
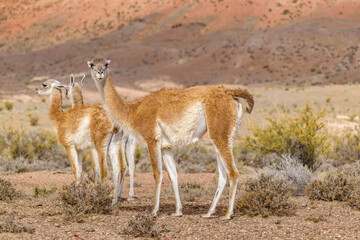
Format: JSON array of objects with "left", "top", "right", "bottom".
[
  {"left": 0, "top": 106, "right": 3, "bottom": 112},
  {"left": 306, "top": 163, "right": 360, "bottom": 201},
  {"left": 28, "top": 114, "right": 39, "bottom": 126},
  {"left": 33, "top": 186, "right": 57, "bottom": 198},
  {"left": 243, "top": 104, "right": 328, "bottom": 169},
  {"left": 235, "top": 173, "right": 296, "bottom": 217},
  {"left": 0, "top": 128, "right": 69, "bottom": 173},
  {"left": 4, "top": 102, "right": 13, "bottom": 111},
  {"left": 0, "top": 127, "right": 62, "bottom": 161},
  {"left": 59, "top": 176, "right": 113, "bottom": 222}
]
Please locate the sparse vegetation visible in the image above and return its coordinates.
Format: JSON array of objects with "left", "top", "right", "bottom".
[
  {"left": 332, "top": 127, "right": 360, "bottom": 163},
  {"left": 28, "top": 114, "right": 39, "bottom": 126},
  {"left": 135, "top": 143, "right": 216, "bottom": 173},
  {"left": 306, "top": 163, "right": 360, "bottom": 201},
  {"left": 0, "top": 213, "right": 35, "bottom": 234},
  {"left": 4, "top": 102, "right": 13, "bottom": 111},
  {"left": 59, "top": 176, "right": 113, "bottom": 222},
  {"left": 33, "top": 186, "right": 57, "bottom": 198},
  {"left": 243, "top": 105, "right": 328, "bottom": 169},
  {"left": 235, "top": 172, "right": 296, "bottom": 217},
  {"left": 0, "top": 178, "right": 21, "bottom": 201},
  {"left": 348, "top": 186, "right": 360, "bottom": 210},
  {"left": 123, "top": 212, "right": 167, "bottom": 238},
  {"left": 0, "top": 128, "right": 69, "bottom": 173},
  {"left": 305, "top": 213, "right": 326, "bottom": 223}
]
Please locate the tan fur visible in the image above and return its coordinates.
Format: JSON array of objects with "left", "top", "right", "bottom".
[
  {"left": 61, "top": 76, "right": 137, "bottom": 202},
  {"left": 89, "top": 58, "right": 254, "bottom": 219},
  {"left": 36, "top": 80, "right": 114, "bottom": 183}
]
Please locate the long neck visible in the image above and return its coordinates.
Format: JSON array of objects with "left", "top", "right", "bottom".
[
  {"left": 49, "top": 88, "right": 63, "bottom": 129},
  {"left": 71, "top": 86, "right": 84, "bottom": 107},
  {"left": 99, "top": 77, "right": 134, "bottom": 126}
]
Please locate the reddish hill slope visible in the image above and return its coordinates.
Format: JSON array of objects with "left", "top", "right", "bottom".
[{"left": 0, "top": 0, "right": 360, "bottom": 93}]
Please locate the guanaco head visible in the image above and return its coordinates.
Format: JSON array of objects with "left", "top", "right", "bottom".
[
  {"left": 36, "top": 79, "right": 66, "bottom": 96},
  {"left": 87, "top": 58, "right": 110, "bottom": 82},
  {"left": 64, "top": 74, "right": 86, "bottom": 99}
]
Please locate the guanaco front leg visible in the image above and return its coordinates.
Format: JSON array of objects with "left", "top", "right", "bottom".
[
  {"left": 125, "top": 135, "right": 136, "bottom": 201},
  {"left": 162, "top": 148, "right": 182, "bottom": 216},
  {"left": 66, "top": 147, "right": 82, "bottom": 185}
]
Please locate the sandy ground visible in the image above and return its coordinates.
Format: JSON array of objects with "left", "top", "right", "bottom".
[{"left": 0, "top": 172, "right": 360, "bottom": 239}]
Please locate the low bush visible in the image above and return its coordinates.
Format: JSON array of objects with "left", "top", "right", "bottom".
[
  {"left": 265, "top": 154, "right": 312, "bottom": 196},
  {"left": 306, "top": 163, "right": 360, "bottom": 201},
  {"left": 235, "top": 172, "right": 296, "bottom": 217},
  {"left": 123, "top": 212, "right": 167, "bottom": 238},
  {"left": 59, "top": 176, "right": 113, "bottom": 222},
  {"left": 348, "top": 186, "right": 360, "bottom": 210},
  {"left": 4, "top": 102, "right": 13, "bottom": 111},
  {"left": 28, "top": 114, "right": 39, "bottom": 126},
  {"left": 0, "top": 178, "right": 22, "bottom": 201},
  {"left": 243, "top": 105, "right": 329, "bottom": 169},
  {"left": 332, "top": 127, "right": 360, "bottom": 163},
  {"left": 0, "top": 213, "right": 35, "bottom": 234}
]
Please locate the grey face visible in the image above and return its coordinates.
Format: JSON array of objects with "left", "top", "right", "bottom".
[{"left": 87, "top": 59, "right": 110, "bottom": 82}]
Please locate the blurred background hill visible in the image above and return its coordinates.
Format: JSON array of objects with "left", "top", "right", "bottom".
[{"left": 0, "top": 0, "right": 360, "bottom": 94}]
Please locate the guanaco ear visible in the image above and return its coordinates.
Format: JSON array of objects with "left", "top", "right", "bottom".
[
  {"left": 70, "top": 74, "right": 75, "bottom": 87},
  {"left": 55, "top": 85, "right": 66, "bottom": 90},
  {"left": 87, "top": 61, "right": 94, "bottom": 68},
  {"left": 105, "top": 60, "right": 110, "bottom": 68},
  {"left": 80, "top": 74, "right": 86, "bottom": 87}
]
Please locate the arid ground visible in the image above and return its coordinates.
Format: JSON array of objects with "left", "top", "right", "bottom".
[
  {"left": 2, "top": 0, "right": 360, "bottom": 239},
  {"left": 1, "top": 172, "right": 360, "bottom": 239}
]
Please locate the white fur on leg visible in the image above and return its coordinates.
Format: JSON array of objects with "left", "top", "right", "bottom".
[
  {"left": 108, "top": 132, "right": 122, "bottom": 204},
  {"left": 201, "top": 150, "right": 227, "bottom": 218},
  {"left": 152, "top": 143, "right": 163, "bottom": 216},
  {"left": 126, "top": 135, "right": 136, "bottom": 201},
  {"left": 162, "top": 148, "right": 182, "bottom": 217}
]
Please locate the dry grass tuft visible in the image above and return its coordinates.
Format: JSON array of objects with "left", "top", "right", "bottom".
[
  {"left": 33, "top": 186, "right": 57, "bottom": 198},
  {"left": 0, "top": 213, "right": 35, "bottom": 234},
  {"left": 59, "top": 176, "right": 113, "bottom": 222},
  {"left": 305, "top": 213, "right": 327, "bottom": 223},
  {"left": 0, "top": 178, "right": 22, "bottom": 201},
  {"left": 235, "top": 173, "right": 296, "bottom": 217},
  {"left": 123, "top": 212, "right": 167, "bottom": 238}
]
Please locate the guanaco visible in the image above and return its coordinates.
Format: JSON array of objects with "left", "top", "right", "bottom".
[{"left": 88, "top": 58, "right": 254, "bottom": 219}]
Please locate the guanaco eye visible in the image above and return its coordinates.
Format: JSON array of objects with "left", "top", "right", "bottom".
[{"left": 42, "top": 83, "right": 47, "bottom": 87}]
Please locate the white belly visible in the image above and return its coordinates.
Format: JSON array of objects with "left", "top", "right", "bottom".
[
  {"left": 67, "top": 116, "right": 94, "bottom": 150},
  {"left": 157, "top": 102, "right": 207, "bottom": 148}
]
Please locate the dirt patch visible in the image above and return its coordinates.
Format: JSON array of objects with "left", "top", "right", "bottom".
[{"left": 0, "top": 172, "right": 360, "bottom": 239}]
